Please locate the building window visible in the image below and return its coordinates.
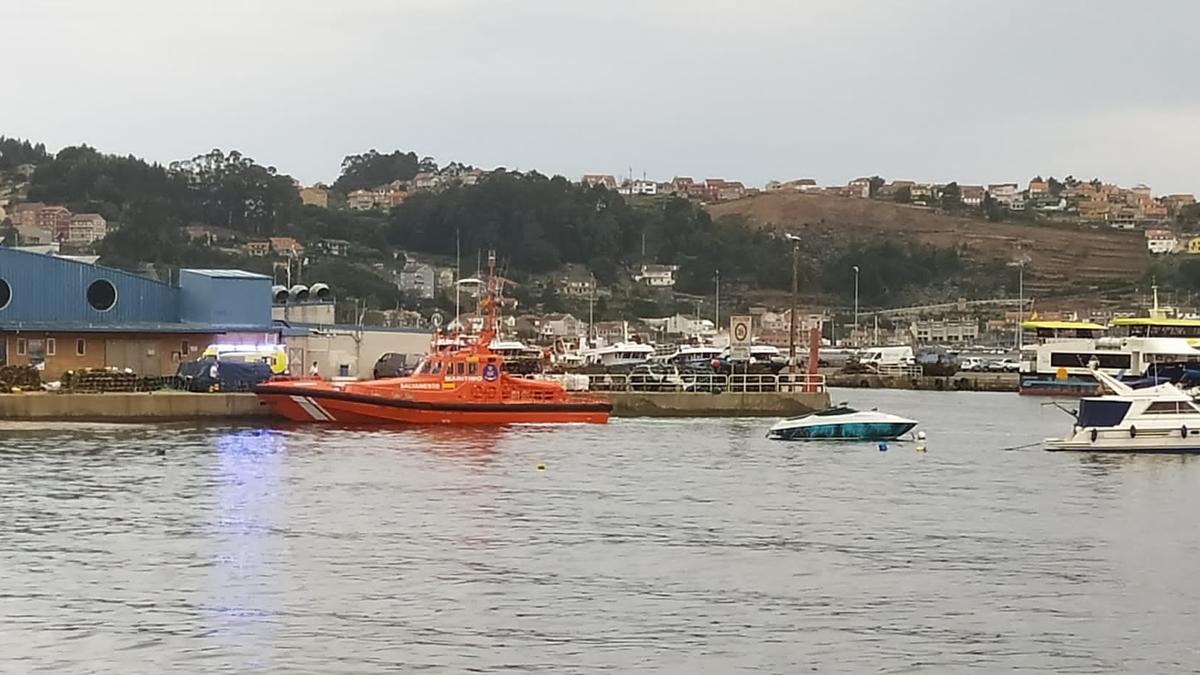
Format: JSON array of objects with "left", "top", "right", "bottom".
[
  {"left": 86, "top": 279, "right": 118, "bottom": 312},
  {"left": 76, "top": 338, "right": 86, "bottom": 356},
  {"left": 181, "top": 340, "right": 190, "bottom": 356},
  {"left": 17, "top": 338, "right": 26, "bottom": 356},
  {"left": 0, "top": 278, "right": 10, "bottom": 311},
  {"left": 46, "top": 338, "right": 56, "bottom": 357}
]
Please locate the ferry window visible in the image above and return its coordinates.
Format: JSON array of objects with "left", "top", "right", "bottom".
[
  {"left": 431, "top": 361, "right": 443, "bottom": 375},
  {"left": 456, "top": 362, "right": 465, "bottom": 376},
  {"left": 1145, "top": 402, "right": 1181, "bottom": 414},
  {"left": 1151, "top": 325, "right": 1200, "bottom": 338},
  {"left": 1049, "top": 353, "right": 1131, "bottom": 370},
  {"left": 469, "top": 362, "right": 478, "bottom": 375}
]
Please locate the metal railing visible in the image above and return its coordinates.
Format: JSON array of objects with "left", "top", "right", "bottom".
[
  {"left": 871, "top": 364, "right": 924, "bottom": 378},
  {"left": 581, "top": 372, "right": 826, "bottom": 394}
]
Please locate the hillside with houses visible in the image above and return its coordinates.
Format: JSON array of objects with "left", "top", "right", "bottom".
[{"left": 4, "top": 136, "right": 1200, "bottom": 340}]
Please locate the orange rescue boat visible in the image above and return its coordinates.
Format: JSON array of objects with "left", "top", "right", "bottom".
[{"left": 255, "top": 253, "right": 611, "bottom": 425}]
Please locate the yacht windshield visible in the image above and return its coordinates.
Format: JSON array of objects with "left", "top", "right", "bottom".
[{"left": 1077, "top": 399, "right": 1131, "bottom": 427}]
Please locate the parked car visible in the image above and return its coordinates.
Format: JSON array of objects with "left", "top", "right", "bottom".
[
  {"left": 959, "top": 357, "right": 985, "bottom": 372},
  {"left": 627, "top": 363, "right": 683, "bottom": 391},
  {"left": 373, "top": 352, "right": 416, "bottom": 379},
  {"left": 986, "top": 358, "right": 1020, "bottom": 373}
]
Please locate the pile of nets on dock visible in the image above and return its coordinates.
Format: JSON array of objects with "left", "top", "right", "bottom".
[{"left": 0, "top": 365, "right": 42, "bottom": 393}]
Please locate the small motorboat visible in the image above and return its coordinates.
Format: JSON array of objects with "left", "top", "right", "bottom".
[
  {"left": 1044, "top": 368, "right": 1200, "bottom": 452},
  {"left": 767, "top": 405, "right": 917, "bottom": 441}
]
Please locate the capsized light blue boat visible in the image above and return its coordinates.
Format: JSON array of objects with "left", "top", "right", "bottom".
[{"left": 767, "top": 405, "right": 917, "bottom": 441}]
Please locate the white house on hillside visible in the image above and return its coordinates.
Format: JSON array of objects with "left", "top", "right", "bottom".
[{"left": 633, "top": 264, "right": 678, "bottom": 287}]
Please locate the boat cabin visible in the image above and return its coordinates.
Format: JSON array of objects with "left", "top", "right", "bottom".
[
  {"left": 1109, "top": 318, "right": 1200, "bottom": 339},
  {"left": 1021, "top": 320, "right": 1107, "bottom": 343}
]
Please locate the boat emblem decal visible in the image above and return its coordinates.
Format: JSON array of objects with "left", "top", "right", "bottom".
[{"left": 482, "top": 363, "right": 499, "bottom": 382}]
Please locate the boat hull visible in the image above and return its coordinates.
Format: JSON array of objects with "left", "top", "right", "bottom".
[
  {"left": 257, "top": 386, "right": 611, "bottom": 425},
  {"left": 1019, "top": 375, "right": 1103, "bottom": 397},
  {"left": 768, "top": 421, "right": 916, "bottom": 441},
  {"left": 1045, "top": 427, "right": 1200, "bottom": 453}
]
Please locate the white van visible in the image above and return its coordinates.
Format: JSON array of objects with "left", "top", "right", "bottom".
[{"left": 857, "top": 346, "right": 916, "bottom": 371}]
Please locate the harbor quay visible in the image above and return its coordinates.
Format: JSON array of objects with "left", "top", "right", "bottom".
[
  {"left": 0, "top": 389, "right": 831, "bottom": 422},
  {"left": 826, "top": 371, "right": 1017, "bottom": 393}
]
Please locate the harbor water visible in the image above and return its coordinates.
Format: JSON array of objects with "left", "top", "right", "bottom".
[{"left": 3, "top": 389, "right": 1200, "bottom": 672}]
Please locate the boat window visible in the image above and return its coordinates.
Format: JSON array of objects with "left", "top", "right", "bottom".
[
  {"left": 1149, "top": 325, "right": 1200, "bottom": 338},
  {"left": 431, "top": 361, "right": 443, "bottom": 375},
  {"left": 1049, "top": 353, "right": 1132, "bottom": 370},
  {"left": 469, "top": 362, "right": 478, "bottom": 375},
  {"left": 456, "top": 362, "right": 466, "bottom": 376},
  {"left": 1145, "top": 401, "right": 1183, "bottom": 414}
]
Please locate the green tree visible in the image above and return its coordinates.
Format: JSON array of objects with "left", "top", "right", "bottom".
[
  {"left": 332, "top": 150, "right": 424, "bottom": 194},
  {"left": 868, "top": 176, "right": 885, "bottom": 198},
  {"left": 940, "top": 182, "right": 962, "bottom": 211},
  {"left": 0, "top": 137, "right": 50, "bottom": 172},
  {"left": 1179, "top": 203, "right": 1200, "bottom": 226},
  {"left": 982, "top": 193, "right": 1005, "bottom": 222}
]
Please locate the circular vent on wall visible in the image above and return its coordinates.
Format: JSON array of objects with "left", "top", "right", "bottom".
[
  {"left": 87, "top": 279, "right": 117, "bottom": 312},
  {"left": 0, "top": 278, "right": 10, "bottom": 311}
]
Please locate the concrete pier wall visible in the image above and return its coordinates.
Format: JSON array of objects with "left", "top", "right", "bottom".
[
  {"left": 0, "top": 390, "right": 831, "bottom": 421},
  {"left": 597, "top": 391, "right": 831, "bottom": 417},
  {"left": 826, "top": 373, "right": 1016, "bottom": 392},
  {"left": 0, "top": 392, "right": 269, "bottom": 421}
]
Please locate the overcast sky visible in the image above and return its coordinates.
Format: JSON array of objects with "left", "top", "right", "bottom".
[{"left": 8, "top": 0, "right": 1200, "bottom": 193}]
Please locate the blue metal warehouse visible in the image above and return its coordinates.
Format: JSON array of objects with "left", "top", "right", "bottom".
[{"left": 0, "top": 248, "right": 276, "bottom": 378}]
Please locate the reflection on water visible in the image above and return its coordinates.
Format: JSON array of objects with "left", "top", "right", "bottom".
[{"left": 2, "top": 391, "right": 1200, "bottom": 672}]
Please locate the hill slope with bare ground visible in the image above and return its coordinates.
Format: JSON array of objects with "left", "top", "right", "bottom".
[{"left": 706, "top": 193, "right": 1151, "bottom": 297}]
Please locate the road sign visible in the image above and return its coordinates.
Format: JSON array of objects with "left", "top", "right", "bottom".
[{"left": 730, "top": 315, "right": 752, "bottom": 360}]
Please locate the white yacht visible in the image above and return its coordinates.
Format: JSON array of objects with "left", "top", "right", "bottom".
[
  {"left": 588, "top": 341, "right": 655, "bottom": 369},
  {"left": 662, "top": 345, "right": 724, "bottom": 368},
  {"left": 1044, "top": 369, "right": 1200, "bottom": 452}
]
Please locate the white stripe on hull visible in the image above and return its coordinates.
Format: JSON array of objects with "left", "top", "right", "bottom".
[{"left": 291, "top": 395, "right": 333, "bottom": 421}]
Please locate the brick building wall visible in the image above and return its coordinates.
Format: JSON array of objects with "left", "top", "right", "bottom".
[{"left": 2, "top": 332, "right": 215, "bottom": 380}]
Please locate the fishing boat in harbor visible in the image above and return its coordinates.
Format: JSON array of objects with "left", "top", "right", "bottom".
[
  {"left": 1044, "top": 369, "right": 1200, "bottom": 452},
  {"left": 256, "top": 253, "right": 611, "bottom": 425},
  {"left": 766, "top": 405, "right": 917, "bottom": 441}
]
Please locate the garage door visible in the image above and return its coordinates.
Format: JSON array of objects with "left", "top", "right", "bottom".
[{"left": 105, "top": 339, "right": 161, "bottom": 375}]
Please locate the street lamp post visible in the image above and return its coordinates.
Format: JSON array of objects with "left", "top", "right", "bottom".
[
  {"left": 852, "top": 265, "right": 860, "bottom": 347},
  {"left": 785, "top": 234, "right": 802, "bottom": 367},
  {"left": 588, "top": 273, "right": 595, "bottom": 347},
  {"left": 714, "top": 269, "right": 721, "bottom": 338},
  {"left": 1010, "top": 253, "right": 1030, "bottom": 352}
]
